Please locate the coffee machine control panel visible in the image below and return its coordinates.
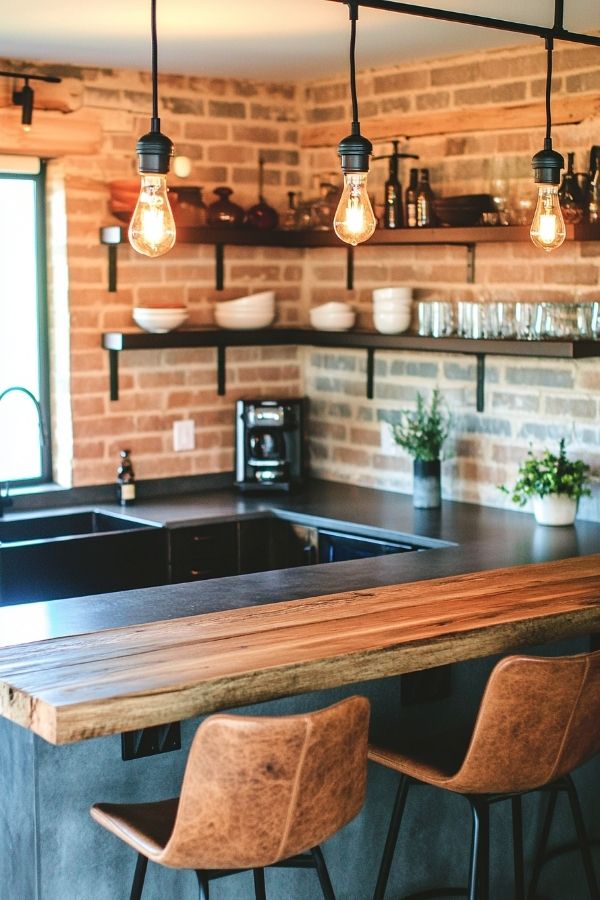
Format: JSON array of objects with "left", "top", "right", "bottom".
[{"left": 235, "top": 399, "right": 305, "bottom": 492}]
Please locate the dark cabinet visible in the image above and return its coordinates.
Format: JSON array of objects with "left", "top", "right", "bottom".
[
  {"left": 169, "top": 523, "right": 238, "bottom": 583},
  {"left": 238, "top": 518, "right": 318, "bottom": 574}
]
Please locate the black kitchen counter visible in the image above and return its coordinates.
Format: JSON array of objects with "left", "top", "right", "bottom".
[{"left": 0, "top": 478, "right": 598, "bottom": 648}]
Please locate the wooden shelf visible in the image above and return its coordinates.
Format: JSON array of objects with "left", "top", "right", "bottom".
[
  {"left": 102, "top": 328, "right": 600, "bottom": 411},
  {"left": 100, "top": 222, "right": 600, "bottom": 292},
  {"left": 103, "top": 222, "right": 600, "bottom": 248}
]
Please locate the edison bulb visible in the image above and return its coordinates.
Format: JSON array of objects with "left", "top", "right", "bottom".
[
  {"left": 334, "top": 173, "right": 377, "bottom": 246},
  {"left": 530, "top": 185, "right": 566, "bottom": 252},
  {"left": 128, "top": 174, "right": 176, "bottom": 257}
]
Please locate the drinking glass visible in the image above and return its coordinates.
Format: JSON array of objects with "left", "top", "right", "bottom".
[
  {"left": 515, "top": 302, "right": 539, "bottom": 339},
  {"left": 496, "top": 302, "right": 517, "bottom": 338},
  {"left": 591, "top": 301, "right": 600, "bottom": 339}
]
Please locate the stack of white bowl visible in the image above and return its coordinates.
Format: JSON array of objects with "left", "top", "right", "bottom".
[
  {"left": 309, "top": 301, "right": 356, "bottom": 331},
  {"left": 214, "top": 290, "right": 275, "bottom": 330},
  {"left": 372, "top": 286, "right": 413, "bottom": 334}
]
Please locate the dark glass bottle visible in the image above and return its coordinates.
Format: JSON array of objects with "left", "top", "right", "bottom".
[
  {"left": 416, "top": 168, "right": 435, "bottom": 227},
  {"left": 116, "top": 449, "right": 136, "bottom": 506},
  {"left": 245, "top": 158, "right": 280, "bottom": 230},
  {"left": 207, "top": 187, "right": 245, "bottom": 226},
  {"left": 405, "top": 168, "right": 419, "bottom": 228},
  {"left": 586, "top": 146, "right": 600, "bottom": 224},
  {"left": 383, "top": 150, "right": 403, "bottom": 229},
  {"left": 558, "top": 152, "right": 584, "bottom": 224}
]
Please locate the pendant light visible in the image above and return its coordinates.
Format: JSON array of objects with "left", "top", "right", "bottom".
[
  {"left": 129, "top": 0, "right": 176, "bottom": 258},
  {"left": 530, "top": 37, "right": 566, "bottom": 252},
  {"left": 333, "top": 1, "right": 377, "bottom": 247}
]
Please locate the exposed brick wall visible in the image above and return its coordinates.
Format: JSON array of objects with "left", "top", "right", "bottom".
[
  {"left": 302, "top": 39, "right": 600, "bottom": 521},
  {"left": 0, "top": 58, "right": 304, "bottom": 487}
]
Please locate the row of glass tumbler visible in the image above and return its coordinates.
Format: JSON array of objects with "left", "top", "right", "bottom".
[{"left": 417, "top": 300, "right": 600, "bottom": 340}]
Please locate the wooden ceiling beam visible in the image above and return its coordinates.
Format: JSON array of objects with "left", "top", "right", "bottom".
[
  {"left": 300, "top": 92, "right": 600, "bottom": 148},
  {"left": 0, "top": 107, "right": 103, "bottom": 157}
]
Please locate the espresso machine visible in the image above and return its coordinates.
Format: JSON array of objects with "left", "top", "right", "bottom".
[{"left": 235, "top": 399, "right": 305, "bottom": 492}]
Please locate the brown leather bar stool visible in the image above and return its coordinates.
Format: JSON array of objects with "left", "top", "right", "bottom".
[
  {"left": 91, "top": 695, "right": 369, "bottom": 900},
  {"left": 370, "top": 650, "right": 600, "bottom": 900}
]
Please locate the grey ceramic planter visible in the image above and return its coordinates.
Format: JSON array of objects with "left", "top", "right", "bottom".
[{"left": 413, "top": 458, "right": 441, "bottom": 508}]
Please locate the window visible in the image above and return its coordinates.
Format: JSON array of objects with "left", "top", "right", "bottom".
[{"left": 0, "top": 161, "right": 51, "bottom": 485}]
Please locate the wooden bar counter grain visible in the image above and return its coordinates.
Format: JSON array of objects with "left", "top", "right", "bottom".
[{"left": 1, "top": 554, "right": 599, "bottom": 745}]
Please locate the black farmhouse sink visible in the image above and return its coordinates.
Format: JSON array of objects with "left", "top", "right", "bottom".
[
  {"left": 0, "top": 509, "right": 168, "bottom": 605},
  {"left": 0, "top": 510, "right": 146, "bottom": 544}
]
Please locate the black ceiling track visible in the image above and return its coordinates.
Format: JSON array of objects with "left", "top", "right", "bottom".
[{"left": 326, "top": 0, "right": 600, "bottom": 48}]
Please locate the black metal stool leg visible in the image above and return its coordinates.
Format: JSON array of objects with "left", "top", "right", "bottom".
[
  {"left": 195, "top": 870, "right": 210, "bottom": 900},
  {"left": 253, "top": 867, "right": 267, "bottom": 900},
  {"left": 467, "top": 798, "right": 490, "bottom": 900},
  {"left": 527, "top": 786, "right": 558, "bottom": 900},
  {"left": 129, "top": 853, "right": 148, "bottom": 900},
  {"left": 564, "top": 775, "right": 600, "bottom": 900},
  {"left": 311, "top": 846, "right": 336, "bottom": 900},
  {"left": 512, "top": 795, "right": 525, "bottom": 900},
  {"left": 373, "top": 775, "right": 411, "bottom": 900}
]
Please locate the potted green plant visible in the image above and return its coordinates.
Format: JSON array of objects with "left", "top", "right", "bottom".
[
  {"left": 500, "top": 439, "right": 591, "bottom": 526},
  {"left": 390, "top": 388, "right": 450, "bottom": 508}
]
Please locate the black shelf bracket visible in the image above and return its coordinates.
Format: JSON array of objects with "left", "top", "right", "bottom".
[
  {"left": 109, "top": 350, "right": 119, "bottom": 401},
  {"left": 217, "top": 345, "right": 226, "bottom": 395},
  {"left": 347, "top": 246, "right": 354, "bottom": 290},
  {"left": 476, "top": 353, "right": 485, "bottom": 412},
  {"left": 366, "top": 347, "right": 376, "bottom": 399},
  {"left": 215, "top": 243, "right": 225, "bottom": 291},
  {"left": 100, "top": 226, "right": 123, "bottom": 293}
]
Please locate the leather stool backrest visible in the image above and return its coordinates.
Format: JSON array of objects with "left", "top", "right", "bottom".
[
  {"left": 450, "top": 650, "right": 600, "bottom": 794},
  {"left": 158, "top": 695, "right": 370, "bottom": 870}
]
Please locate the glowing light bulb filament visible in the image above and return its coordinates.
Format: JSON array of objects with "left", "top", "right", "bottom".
[
  {"left": 530, "top": 185, "right": 566, "bottom": 252},
  {"left": 128, "top": 174, "right": 176, "bottom": 258},
  {"left": 334, "top": 173, "right": 376, "bottom": 247}
]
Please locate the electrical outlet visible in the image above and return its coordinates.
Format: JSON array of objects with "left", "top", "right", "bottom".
[
  {"left": 173, "top": 419, "right": 195, "bottom": 452},
  {"left": 380, "top": 421, "right": 402, "bottom": 455}
]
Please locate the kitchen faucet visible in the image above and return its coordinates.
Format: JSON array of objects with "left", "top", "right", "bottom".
[{"left": 0, "top": 385, "right": 48, "bottom": 518}]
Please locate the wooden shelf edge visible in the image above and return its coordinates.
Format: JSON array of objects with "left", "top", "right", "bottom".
[
  {"left": 102, "top": 329, "right": 600, "bottom": 358},
  {"left": 100, "top": 222, "right": 600, "bottom": 250}
]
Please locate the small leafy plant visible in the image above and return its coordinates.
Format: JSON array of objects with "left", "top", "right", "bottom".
[
  {"left": 390, "top": 389, "right": 450, "bottom": 461},
  {"left": 499, "top": 439, "right": 591, "bottom": 507}
]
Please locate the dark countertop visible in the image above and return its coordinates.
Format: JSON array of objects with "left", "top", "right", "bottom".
[{"left": 0, "top": 479, "right": 598, "bottom": 649}]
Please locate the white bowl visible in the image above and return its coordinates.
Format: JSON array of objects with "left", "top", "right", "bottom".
[
  {"left": 221, "top": 291, "right": 275, "bottom": 312},
  {"left": 133, "top": 307, "right": 188, "bottom": 333},
  {"left": 214, "top": 307, "right": 275, "bottom": 330},
  {"left": 373, "top": 309, "right": 412, "bottom": 334},
  {"left": 372, "top": 286, "right": 413, "bottom": 303},
  {"left": 310, "top": 306, "right": 356, "bottom": 331}
]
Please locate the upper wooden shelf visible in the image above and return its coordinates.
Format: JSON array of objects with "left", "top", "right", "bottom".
[{"left": 103, "top": 222, "right": 600, "bottom": 249}]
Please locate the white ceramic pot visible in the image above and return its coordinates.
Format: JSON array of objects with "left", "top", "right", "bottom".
[{"left": 532, "top": 494, "right": 577, "bottom": 526}]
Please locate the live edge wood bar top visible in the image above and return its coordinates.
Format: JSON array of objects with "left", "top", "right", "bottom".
[{"left": 0, "top": 555, "right": 599, "bottom": 745}]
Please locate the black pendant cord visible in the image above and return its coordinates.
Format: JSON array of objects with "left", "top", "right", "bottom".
[
  {"left": 151, "top": 0, "right": 160, "bottom": 131},
  {"left": 347, "top": 1, "right": 360, "bottom": 133},
  {"left": 544, "top": 36, "right": 553, "bottom": 143}
]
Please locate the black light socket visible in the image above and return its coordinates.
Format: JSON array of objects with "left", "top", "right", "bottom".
[
  {"left": 13, "top": 81, "right": 34, "bottom": 128},
  {"left": 532, "top": 138, "right": 564, "bottom": 185},
  {"left": 337, "top": 127, "right": 373, "bottom": 174},
  {"left": 135, "top": 118, "right": 174, "bottom": 175}
]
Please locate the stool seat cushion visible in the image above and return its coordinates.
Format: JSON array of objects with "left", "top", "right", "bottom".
[
  {"left": 91, "top": 799, "right": 178, "bottom": 859},
  {"left": 369, "top": 726, "right": 471, "bottom": 789}
]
